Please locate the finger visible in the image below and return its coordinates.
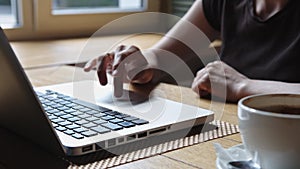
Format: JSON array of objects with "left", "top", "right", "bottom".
[
  {"left": 97, "top": 53, "right": 112, "bottom": 85},
  {"left": 115, "top": 45, "right": 126, "bottom": 52},
  {"left": 192, "top": 73, "right": 211, "bottom": 93},
  {"left": 84, "top": 52, "right": 112, "bottom": 72},
  {"left": 112, "top": 59, "right": 125, "bottom": 97},
  {"left": 193, "top": 68, "right": 207, "bottom": 84},
  {"left": 192, "top": 84, "right": 211, "bottom": 97},
  {"left": 199, "top": 90, "right": 210, "bottom": 97},
  {"left": 113, "top": 76, "right": 123, "bottom": 97},
  {"left": 83, "top": 58, "right": 98, "bottom": 72},
  {"left": 112, "top": 46, "right": 140, "bottom": 76}
]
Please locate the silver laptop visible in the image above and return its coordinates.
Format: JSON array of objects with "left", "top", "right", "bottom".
[{"left": 0, "top": 27, "right": 214, "bottom": 160}]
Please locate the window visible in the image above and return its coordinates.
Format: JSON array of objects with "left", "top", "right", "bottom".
[
  {"left": 53, "top": 0, "right": 119, "bottom": 9},
  {"left": 52, "top": 0, "right": 144, "bottom": 14},
  {"left": 3, "top": 0, "right": 161, "bottom": 40},
  {"left": 0, "top": 0, "right": 20, "bottom": 28},
  {"left": 171, "top": 0, "right": 195, "bottom": 17}
]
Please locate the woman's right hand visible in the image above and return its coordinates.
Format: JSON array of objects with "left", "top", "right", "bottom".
[{"left": 84, "top": 45, "right": 154, "bottom": 97}]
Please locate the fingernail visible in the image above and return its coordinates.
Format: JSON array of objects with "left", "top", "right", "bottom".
[
  {"left": 83, "top": 67, "right": 89, "bottom": 72},
  {"left": 112, "top": 70, "right": 118, "bottom": 76}
]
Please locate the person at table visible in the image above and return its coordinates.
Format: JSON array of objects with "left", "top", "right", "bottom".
[{"left": 84, "top": 0, "right": 300, "bottom": 102}]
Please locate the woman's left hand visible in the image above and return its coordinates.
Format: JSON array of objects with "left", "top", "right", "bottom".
[{"left": 191, "top": 61, "right": 249, "bottom": 102}]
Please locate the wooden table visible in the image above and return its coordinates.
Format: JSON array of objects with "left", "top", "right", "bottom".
[
  {"left": 12, "top": 33, "right": 241, "bottom": 168},
  {"left": 24, "top": 66, "right": 242, "bottom": 169},
  {"left": 11, "top": 34, "right": 162, "bottom": 69}
]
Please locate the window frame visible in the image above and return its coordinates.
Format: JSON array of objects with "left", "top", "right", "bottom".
[
  {"left": 4, "top": 0, "right": 161, "bottom": 40},
  {"left": 2, "top": 0, "right": 35, "bottom": 40},
  {"left": 0, "top": 0, "right": 20, "bottom": 28},
  {"left": 52, "top": 0, "right": 146, "bottom": 15}
]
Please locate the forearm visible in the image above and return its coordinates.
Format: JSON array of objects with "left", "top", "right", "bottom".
[
  {"left": 149, "top": 37, "right": 204, "bottom": 72},
  {"left": 239, "top": 79, "right": 300, "bottom": 99},
  {"left": 144, "top": 0, "right": 219, "bottom": 78}
]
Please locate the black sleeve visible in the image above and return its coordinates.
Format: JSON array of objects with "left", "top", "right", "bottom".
[{"left": 202, "top": 0, "right": 224, "bottom": 31}]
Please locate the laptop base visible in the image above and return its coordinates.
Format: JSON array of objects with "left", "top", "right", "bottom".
[{"left": 65, "top": 123, "right": 217, "bottom": 165}]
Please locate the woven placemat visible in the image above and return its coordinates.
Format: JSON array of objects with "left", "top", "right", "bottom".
[{"left": 69, "top": 121, "right": 239, "bottom": 169}]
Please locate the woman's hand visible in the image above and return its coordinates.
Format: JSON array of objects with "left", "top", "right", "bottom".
[
  {"left": 191, "top": 61, "right": 249, "bottom": 102},
  {"left": 84, "top": 45, "right": 154, "bottom": 97}
]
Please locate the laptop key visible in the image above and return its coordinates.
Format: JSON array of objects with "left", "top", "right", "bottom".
[
  {"left": 81, "top": 130, "right": 97, "bottom": 137},
  {"left": 65, "top": 124, "right": 80, "bottom": 130},
  {"left": 132, "top": 119, "right": 149, "bottom": 125},
  {"left": 102, "top": 123, "right": 123, "bottom": 131},
  {"left": 74, "top": 127, "right": 89, "bottom": 133},
  {"left": 64, "top": 109, "right": 76, "bottom": 114},
  {"left": 105, "top": 111, "right": 119, "bottom": 116},
  {"left": 93, "top": 113, "right": 106, "bottom": 118},
  {"left": 64, "top": 129, "right": 75, "bottom": 135},
  {"left": 86, "top": 116, "right": 98, "bottom": 122},
  {"left": 44, "top": 107, "right": 54, "bottom": 111},
  {"left": 93, "top": 119, "right": 107, "bottom": 125},
  {"left": 123, "top": 116, "right": 139, "bottom": 121},
  {"left": 83, "top": 122, "right": 97, "bottom": 128},
  {"left": 71, "top": 111, "right": 84, "bottom": 116},
  {"left": 62, "top": 96, "right": 74, "bottom": 101},
  {"left": 68, "top": 117, "right": 81, "bottom": 122},
  {"left": 57, "top": 106, "right": 70, "bottom": 111},
  {"left": 65, "top": 103, "right": 76, "bottom": 107},
  {"left": 46, "top": 90, "right": 55, "bottom": 94},
  {"left": 54, "top": 99, "right": 66, "bottom": 104},
  {"left": 115, "top": 114, "right": 129, "bottom": 119},
  {"left": 72, "top": 133, "right": 84, "bottom": 139},
  {"left": 77, "top": 114, "right": 91, "bottom": 119},
  {"left": 47, "top": 109, "right": 60, "bottom": 114},
  {"left": 47, "top": 102, "right": 59, "bottom": 107},
  {"left": 101, "top": 115, "right": 115, "bottom": 121},
  {"left": 85, "top": 110, "right": 99, "bottom": 115},
  {"left": 75, "top": 119, "right": 89, "bottom": 125},
  {"left": 52, "top": 118, "right": 65, "bottom": 123},
  {"left": 55, "top": 126, "right": 67, "bottom": 131},
  {"left": 53, "top": 111, "right": 66, "bottom": 117},
  {"left": 60, "top": 101, "right": 71, "bottom": 105},
  {"left": 58, "top": 121, "right": 72, "bottom": 126},
  {"left": 43, "top": 101, "right": 51, "bottom": 105},
  {"left": 118, "top": 121, "right": 135, "bottom": 128},
  {"left": 48, "top": 115, "right": 57, "bottom": 120},
  {"left": 109, "top": 118, "right": 123, "bottom": 124},
  {"left": 78, "top": 107, "right": 91, "bottom": 112},
  {"left": 51, "top": 104, "right": 64, "bottom": 109},
  {"left": 91, "top": 126, "right": 110, "bottom": 134},
  {"left": 46, "top": 96, "right": 56, "bottom": 101},
  {"left": 61, "top": 114, "right": 73, "bottom": 119},
  {"left": 72, "top": 105, "right": 85, "bottom": 110}
]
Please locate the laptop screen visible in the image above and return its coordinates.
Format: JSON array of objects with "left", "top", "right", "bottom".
[{"left": 0, "top": 27, "right": 65, "bottom": 156}]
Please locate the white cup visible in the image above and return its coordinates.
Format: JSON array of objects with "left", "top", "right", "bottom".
[{"left": 238, "top": 94, "right": 300, "bottom": 169}]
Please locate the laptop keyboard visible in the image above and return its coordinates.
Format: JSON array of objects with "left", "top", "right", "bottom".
[{"left": 36, "top": 90, "right": 149, "bottom": 139}]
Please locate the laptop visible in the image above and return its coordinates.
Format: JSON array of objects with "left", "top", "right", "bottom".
[{"left": 0, "top": 27, "right": 214, "bottom": 161}]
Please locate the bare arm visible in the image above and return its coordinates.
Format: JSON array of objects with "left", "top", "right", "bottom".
[
  {"left": 148, "top": 0, "right": 220, "bottom": 71},
  {"left": 240, "top": 80, "right": 300, "bottom": 98},
  {"left": 84, "top": 0, "right": 219, "bottom": 96},
  {"left": 192, "top": 61, "right": 300, "bottom": 102}
]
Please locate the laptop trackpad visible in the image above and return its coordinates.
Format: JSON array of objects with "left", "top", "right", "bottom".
[
  {"left": 97, "top": 90, "right": 150, "bottom": 105},
  {"left": 95, "top": 89, "right": 168, "bottom": 122}
]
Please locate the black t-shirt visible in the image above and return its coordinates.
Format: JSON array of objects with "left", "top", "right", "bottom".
[{"left": 202, "top": 0, "right": 300, "bottom": 83}]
